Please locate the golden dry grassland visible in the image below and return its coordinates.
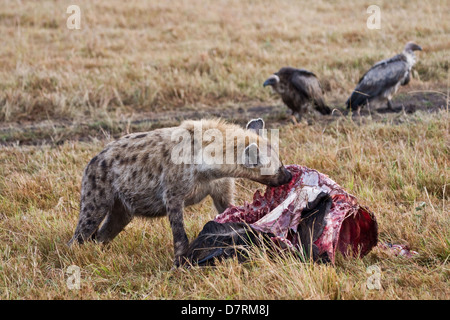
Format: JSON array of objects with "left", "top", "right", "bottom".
[{"left": 0, "top": 0, "right": 449, "bottom": 300}]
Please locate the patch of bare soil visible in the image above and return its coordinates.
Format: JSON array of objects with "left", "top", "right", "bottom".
[
  {"left": 358, "top": 90, "right": 448, "bottom": 115},
  {"left": 0, "top": 91, "right": 447, "bottom": 146}
]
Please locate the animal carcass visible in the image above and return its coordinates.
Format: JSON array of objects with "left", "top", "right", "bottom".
[{"left": 185, "top": 165, "right": 378, "bottom": 266}]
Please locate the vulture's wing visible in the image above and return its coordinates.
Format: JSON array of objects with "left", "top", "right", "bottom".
[
  {"left": 401, "top": 71, "right": 411, "bottom": 86},
  {"left": 346, "top": 55, "right": 409, "bottom": 110},
  {"left": 289, "top": 70, "right": 318, "bottom": 99},
  {"left": 291, "top": 71, "right": 331, "bottom": 115}
]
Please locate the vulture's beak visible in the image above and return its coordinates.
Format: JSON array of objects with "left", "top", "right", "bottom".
[
  {"left": 263, "top": 77, "right": 277, "bottom": 87},
  {"left": 405, "top": 42, "right": 423, "bottom": 53}
]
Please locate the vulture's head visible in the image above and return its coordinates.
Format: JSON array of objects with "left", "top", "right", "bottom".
[
  {"left": 263, "top": 71, "right": 289, "bottom": 95},
  {"left": 263, "top": 67, "right": 298, "bottom": 94},
  {"left": 263, "top": 74, "right": 280, "bottom": 88},
  {"left": 404, "top": 42, "right": 422, "bottom": 53}
]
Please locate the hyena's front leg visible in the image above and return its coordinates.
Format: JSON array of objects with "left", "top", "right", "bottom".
[
  {"left": 210, "top": 178, "right": 235, "bottom": 214},
  {"left": 165, "top": 197, "right": 189, "bottom": 267}
]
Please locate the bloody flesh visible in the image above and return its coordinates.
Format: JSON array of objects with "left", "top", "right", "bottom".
[{"left": 214, "top": 165, "right": 378, "bottom": 263}]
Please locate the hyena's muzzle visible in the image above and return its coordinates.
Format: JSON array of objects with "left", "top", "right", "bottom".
[{"left": 256, "top": 165, "right": 293, "bottom": 187}]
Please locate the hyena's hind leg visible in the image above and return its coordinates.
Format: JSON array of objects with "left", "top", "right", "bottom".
[
  {"left": 68, "top": 197, "right": 112, "bottom": 246},
  {"left": 68, "top": 157, "right": 114, "bottom": 246},
  {"left": 93, "top": 198, "right": 133, "bottom": 243}
]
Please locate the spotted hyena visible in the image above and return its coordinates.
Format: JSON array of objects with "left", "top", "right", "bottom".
[{"left": 68, "top": 118, "right": 292, "bottom": 265}]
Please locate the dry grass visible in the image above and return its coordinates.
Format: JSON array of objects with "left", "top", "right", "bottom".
[
  {"left": 0, "top": 0, "right": 449, "bottom": 122},
  {"left": 0, "top": 0, "right": 449, "bottom": 300},
  {"left": 0, "top": 111, "right": 448, "bottom": 299}
]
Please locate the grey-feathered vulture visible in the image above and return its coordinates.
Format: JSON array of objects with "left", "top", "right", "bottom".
[
  {"left": 263, "top": 67, "right": 331, "bottom": 119},
  {"left": 346, "top": 42, "right": 422, "bottom": 111}
]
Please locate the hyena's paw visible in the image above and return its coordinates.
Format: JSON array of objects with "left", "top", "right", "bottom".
[{"left": 172, "top": 255, "right": 190, "bottom": 268}]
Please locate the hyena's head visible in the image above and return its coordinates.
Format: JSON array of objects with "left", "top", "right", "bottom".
[{"left": 237, "top": 118, "right": 292, "bottom": 187}]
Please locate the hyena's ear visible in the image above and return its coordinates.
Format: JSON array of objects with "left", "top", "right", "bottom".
[
  {"left": 246, "top": 118, "right": 265, "bottom": 135},
  {"left": 243, "top": 143, "right": 269, "bottom": 168}
]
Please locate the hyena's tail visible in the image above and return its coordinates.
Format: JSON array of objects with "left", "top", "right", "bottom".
[{"left": 68, "top": 156, "right": 113, "bottom": 246}]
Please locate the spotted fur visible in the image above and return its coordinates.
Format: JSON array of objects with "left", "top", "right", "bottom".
[{"left": 68, "top": 118, "right": 292, "bottom": 266}]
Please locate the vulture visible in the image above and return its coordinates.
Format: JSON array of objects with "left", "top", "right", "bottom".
[
  {"left": 263, "top": 67, "right": 331, "bottom": 120},
  {"left": 346, "top": 42, "right": 422, "bottom": 111}
]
